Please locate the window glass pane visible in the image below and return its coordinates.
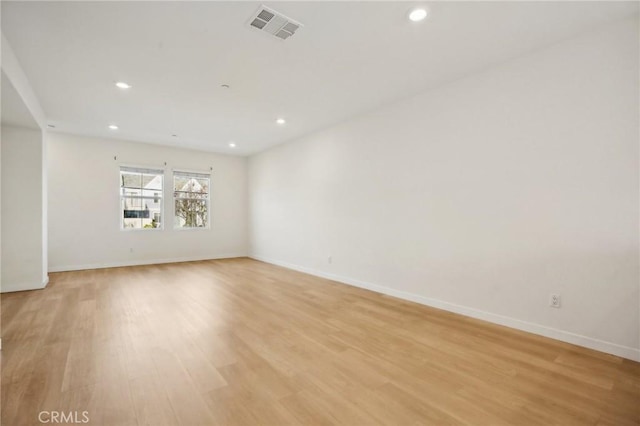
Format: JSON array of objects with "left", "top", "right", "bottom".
[
  {"left": 174, "top": 176, "right": 209, "bottom": 193},
  {"left": 122, "top": 196, "right": 143, "bottom": 211},
  {"left": 122, "top": 198, "right": 162, "bottom": 228},
  {"left": 123, "top": 197, "right": 149, "bottom": 216},
  {"left": 145, "top": 212, "right": 161, "bottom": 228},
  {"left": 142, "top": 189, "right": 162, "bottom": 200},
  {"left": 173, "top": 176, "right": 191, "bottom": 191},
  {"left": 174, "top": 200, "right": 208, "bottom": 228},
  {"left": 121, "top": 172, "right": 142, "bottom": 189},
  {"left": 193, "top": 178, "right": 209, "bottom": 192},
  {"left": 142, "top": 174, "right": 163, "bottom": 190}
]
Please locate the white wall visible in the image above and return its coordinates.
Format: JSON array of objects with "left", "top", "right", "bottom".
[
  {"left": 1, "top": 35, "right": 49, "bottom": 296},
  {"left": 249, "top": 17, "right": 640, "bottom": 360},
  {"left": 1, "top": 125, "right": 47, "bottom": 292},
  {"left": 48, "top": 133, "right": 247, "bottom": 271}
]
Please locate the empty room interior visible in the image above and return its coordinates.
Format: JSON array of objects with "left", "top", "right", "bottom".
[{"left": 1, "top": 1, "right": 639, "bottom": 425}]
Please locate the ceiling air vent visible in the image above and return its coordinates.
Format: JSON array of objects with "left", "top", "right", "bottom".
[{"left": 248, "top": 5, "right": 302, "bottom": 41}]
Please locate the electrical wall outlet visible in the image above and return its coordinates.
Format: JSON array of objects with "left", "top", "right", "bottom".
[{"left": 550, "top": 294, "right": 561, "bottom": 308}]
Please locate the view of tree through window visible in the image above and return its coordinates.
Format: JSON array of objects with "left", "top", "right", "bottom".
[
  {"left": 120, "top": 166, "right": 164, "bottom": 229},
  {"left": 173, "top": 171, "right": 210, "bottom": 228}
]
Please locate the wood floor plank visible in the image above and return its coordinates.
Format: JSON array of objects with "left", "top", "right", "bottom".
[{"left": 2, "top": 258, "right": 638, "bottom": 425}]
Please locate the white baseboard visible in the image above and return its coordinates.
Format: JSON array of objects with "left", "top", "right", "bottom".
[
  {"left": 250, "top": 254, "right": 640, "bottom": 362},
  {"left": 48, "top": 253, "right": 247, "bottom": 273},
  {"left": 2, "top": 275, "right": 49, "bottom": 293}
]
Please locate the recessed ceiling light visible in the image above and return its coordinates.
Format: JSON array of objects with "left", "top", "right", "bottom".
[
  {"left": 108, "top": 124, "right": 119, "bottom": 130},
  {"left": 221, "top": 84, "right": 230, "bottom": 89},
  {"left": 229, "top": 142, "right": 236, "bottom": 148},
  {"left": 408, "top": 8, "right": 428, "bottom": 22},
  {"left": 276, "top": 118, "right": 286, "bottom": 125},
  {"left": 115, "top": 81, "right": 131, "bottom": 89},
  {"left": 47, "top": 124, "right": 55, "bottom": 128},
  {"left": 172, "top": 134, "right": 177, "bottom": 137}
]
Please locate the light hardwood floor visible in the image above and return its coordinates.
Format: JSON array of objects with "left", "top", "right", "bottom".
[{"left": 1, "top": 258, "right": 638, "bottom": 425}]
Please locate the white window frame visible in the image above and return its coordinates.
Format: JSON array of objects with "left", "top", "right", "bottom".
[
  {"left": 119, "top": 165, "right": 165, "bottom": 231},
  {"left": 172, "top": 169, "right": 211, "bottom": 230}
]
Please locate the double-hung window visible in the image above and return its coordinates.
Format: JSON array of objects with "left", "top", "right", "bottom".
[
  {"left": 173, "top": 171, "right": 210, "bottom": 229},
  {"left": 120, "top": 166, "right": 164, "bottom": 230}
]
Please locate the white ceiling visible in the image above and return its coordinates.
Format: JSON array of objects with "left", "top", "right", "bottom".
[
  {"left": 2, "top": 71, "right": 38, "bottom": 129},
  {"left": 2, "top": 1, "right": 638, "bottom": 155}
]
